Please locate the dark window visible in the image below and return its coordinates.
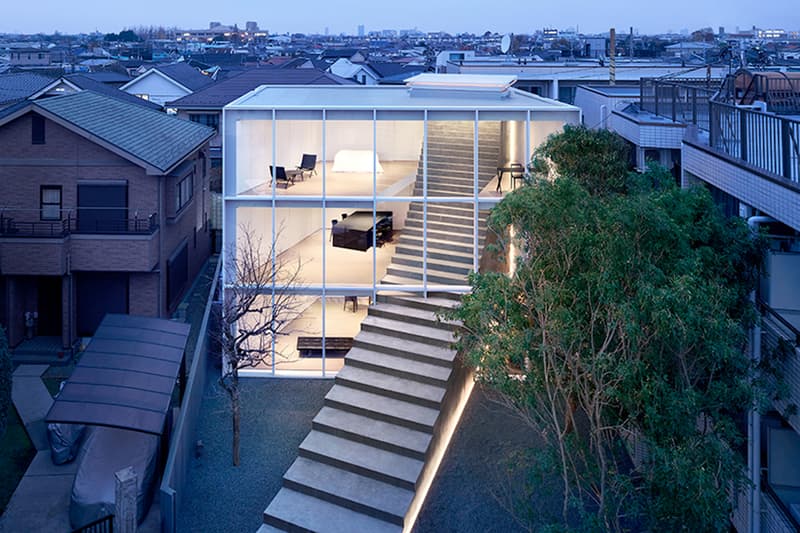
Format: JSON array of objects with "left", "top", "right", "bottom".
[
  {"left": 167, "top": 242, "right": 189, "bottom": 308},
  {"left": 40, "top": 186, "right": 62, "bottom": 220},
  {"left": 32, "top": 115, "right": 45, "bottom": 144},
  {"left": 189, "top": 113, "right": 219, "bottom": 130},
  {"left": 77, "top": 183, "right": 128, "bottom": 233},
  {"left": 176, "top": 172, "right": 194, "bottom": 212}
]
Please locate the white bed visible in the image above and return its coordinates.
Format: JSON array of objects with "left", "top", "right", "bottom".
[{"left": 332, "top": 150, "right": 384, "bottom": 173}]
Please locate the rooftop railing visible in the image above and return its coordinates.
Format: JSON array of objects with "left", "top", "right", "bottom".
[
  {"left": 639, "top": 77, "right": 720, "bottom": 131},
  {"left": 0, "top": 209, "right": 159, "bottom": 238}
]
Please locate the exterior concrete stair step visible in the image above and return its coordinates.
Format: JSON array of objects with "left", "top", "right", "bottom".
[
  {"left": 283, "top": 456, "right": 414, "bottom": 525},
  {"left": 402, "top": 227, "right": 484, "bottom": 244},
  {"left": 325, "top": 384, "right": 442, "bottom": 432},
  {"left": 335, "top": 365, "right": 446, "bottom": 409},
  {"left": 407, "top": 203, "right": 491, "bottom": 216},
  {"left": 263, "top": 488, "right": 400, "bottom": 533},
  {"left": 344, "top": 347, "right": 452, "bottom": 387},
  {"left": 376, "top": 294, "right": 460, "bottom": 313},
  {"left": 391, "top": 254, "right": 473, "bottom": 276},
  {"left": 407, "top": 209, "right": 486, "bottom": 223},
  {"left": 313, "top": 406, "right": 433, "bottom": 460},
  {"left": 386, "top": 264, "right": 469, "bottom": 285},
  {"left": 368, "top": 301, "right": 459, "bottom": 330},
  {"left": 298, "top": 430, "right": 424, "bottom": 490},
  {"left": 380, "top": 273, "right": 469, "bottom": 290},
  {"left": 352, "top": 330, "right": 456, "bottom": 367},
  {"left": 394, "top": 244, "right": 475, "bottom": 266},
  {"left": 360, "top": 315, "right": 457, "bottom": 348},
  {"left": 405, "top": 218, "right": 478, "bottom": 236}
]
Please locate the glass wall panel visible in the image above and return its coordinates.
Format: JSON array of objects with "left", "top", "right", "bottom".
[
  {"left": 426, "top": 120, "right": 476, "bottom": 198},
  {"left": 273, "top": 294, "right": 326, "bottom": 375},
  {"left": 322, "top": 119, "right": 378, "bottom": 197},
  {"left": 272, "top": 119, "right": 323, "bottom": 196},
  {"left": 235, "top": 206, "right": 324, "bottom": 288},
  {"left": 234, "top": 118, "right": 273, "bottom": 195},
  {"left": 325, "top": 204, "right": 379, "bottom": 287}
]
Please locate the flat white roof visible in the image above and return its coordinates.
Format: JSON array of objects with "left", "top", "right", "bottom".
[
  {"left": 226, "top": 83, "right": 579, "bottom": 112},
  {"left": 406, "top": 73, "right": 518, "bottom": 91}
]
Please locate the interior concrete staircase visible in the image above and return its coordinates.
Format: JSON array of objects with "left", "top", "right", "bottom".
[{"left": 259, "top": 122, "right": 501, "bottom": 533}]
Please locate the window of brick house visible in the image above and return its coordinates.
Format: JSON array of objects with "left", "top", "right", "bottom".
[
  {"left": 32, "top": 115, "right": 45, "bottom": 144},
  {"left": 176, "top": 171, "right": 194, "bottom": 212},
  {"left": 40, "top": 186, "right": 62, "bottom": 220}
]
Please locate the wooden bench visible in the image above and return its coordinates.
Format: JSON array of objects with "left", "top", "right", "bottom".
[{"left": 296, "top": 336, "right": 354, "bottom": 357}]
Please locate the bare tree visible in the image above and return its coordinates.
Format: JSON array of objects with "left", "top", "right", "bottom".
[{"left": 218, "top": 225, "right": 302, "bottom": 466}]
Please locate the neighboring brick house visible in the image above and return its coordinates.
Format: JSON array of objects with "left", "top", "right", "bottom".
[{"left": 0, "top": 90, "right": 214, "bottom": 351}]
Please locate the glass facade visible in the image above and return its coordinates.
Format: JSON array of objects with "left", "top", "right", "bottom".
[{"left": 223, "top": 86, "right": 580, "bottom": 376}]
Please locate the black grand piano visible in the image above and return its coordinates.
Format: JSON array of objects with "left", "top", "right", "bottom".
[{"left": 332, "top": 211, "right": 393, "bottom": 251}]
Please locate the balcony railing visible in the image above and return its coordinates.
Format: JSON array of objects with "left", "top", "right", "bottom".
[
  {"left": 639, "top": 77, "right": 720, "bottom": 131},
  {"left": 640, "top": 77, "right": 800, "bottom": 184},
  {"left": 0, "top": 210, "right": 159, "bottom": 238},
  {"left": 709, "top": 101, "right": 800, "bottom": 183}
]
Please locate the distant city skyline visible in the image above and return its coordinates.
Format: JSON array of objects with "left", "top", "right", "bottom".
[{"left": 1, "top": 0, "right": 799, "bottom": 36}]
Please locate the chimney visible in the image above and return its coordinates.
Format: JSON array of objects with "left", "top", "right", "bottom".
[{"left": 609, "top": 28, "right": 616, "bottom": 85}]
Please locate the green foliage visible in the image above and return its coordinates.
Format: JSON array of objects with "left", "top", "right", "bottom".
[
  {"left": 448, "top": 168, "right": 765, "bottom": 530},
  {"left": 0, "top": 326, "right": 11, "bottom": 440},
  {"left": 532, "top": 125, "right": 632, "bottom": 195}
]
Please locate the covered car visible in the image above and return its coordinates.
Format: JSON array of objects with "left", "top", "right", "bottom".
[{"left": 69, "top": 426, "right": 159, "bottom": 529}]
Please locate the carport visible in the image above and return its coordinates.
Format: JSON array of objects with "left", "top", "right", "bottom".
[{"left": 45, "top": 313, "right": 190, "bottom": 434}]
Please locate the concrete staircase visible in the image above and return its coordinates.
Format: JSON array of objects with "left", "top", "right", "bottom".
[{"left": 260, "top": 122, "right": 500, "bottom": 533}]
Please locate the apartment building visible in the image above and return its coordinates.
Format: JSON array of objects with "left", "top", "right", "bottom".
[
  {"left": 577, "top": 71, "right": 800, "bottom": 532},
  {"left": 0, "top": 90, "right": 214, "bottom": 355}
]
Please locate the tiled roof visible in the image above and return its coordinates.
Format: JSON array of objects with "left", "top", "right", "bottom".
[
  {"left": 64, "top": 74, "right": 163, "bottom": 110},
  {"left": 153, "top": 63, "right": 215, "bottom": 91},
  {"left": 0, "top": 72, "right": 56, "bottom": 105},
  {"left": 35, "top": 91, "right": 213, "bottom": 173},
  {"left": 321, "top": 48, "right": 361, "bottom": 59},
  {"left": 168, "top": 68, "right": 353, "bottom": 108},
  {"left": 79, "top": 71, "right": 132, "bottom": 84},
  {"left": 367, "top": 62, "right": 427, "bottom": 79}
]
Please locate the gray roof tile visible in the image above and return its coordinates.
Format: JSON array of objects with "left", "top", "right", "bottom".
[
  {"left": 168, "top": 67, "right": 353, "bottom": 108},
  {"left": 35, "top": 91, "right": 213, "bottom": 173},
  {"left": 153, "top": 63, "right": 215, "bottom": 91},
  {"left": 0, "top": 72, "right": 56, "bottom": 105}
]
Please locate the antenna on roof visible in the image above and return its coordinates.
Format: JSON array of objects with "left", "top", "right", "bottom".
[{"left": 501, "top": 34, "right": 512, "bottom": 55}]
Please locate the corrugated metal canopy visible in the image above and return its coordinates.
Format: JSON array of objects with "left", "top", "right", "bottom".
[{"left": 46, "top": 314, "right": 190, "bottom": 435}]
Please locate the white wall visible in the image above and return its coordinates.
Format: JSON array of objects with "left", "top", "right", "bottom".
[
  {"left": 122, "top": 73, "right": 190, "bottom": 106},
  {"left": 530, "top": 120, "right": 568, "bottom": 153}
]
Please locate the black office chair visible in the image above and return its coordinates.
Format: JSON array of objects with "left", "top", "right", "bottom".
[
  {"left": 297, "top": 154, "right": 317, "bottom": 179},
  {"left": 330, "top": 219, "right": 338, "bottom": 242},
  {"left": 269, "top": 165, "right": 293, "bottom": 188}
]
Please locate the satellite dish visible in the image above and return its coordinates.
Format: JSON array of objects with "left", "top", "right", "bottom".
[{"left": 501, "top": 34, "right": 512, "bottom": 54}]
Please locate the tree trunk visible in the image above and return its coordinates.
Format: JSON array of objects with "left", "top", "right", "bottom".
[{"left": 232, "top": 370, "right": 241, "bottom": 466}]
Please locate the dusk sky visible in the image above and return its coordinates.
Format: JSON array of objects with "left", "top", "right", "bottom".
[{"left": 1, "top": 0, "right": 798, "bottom": 36}]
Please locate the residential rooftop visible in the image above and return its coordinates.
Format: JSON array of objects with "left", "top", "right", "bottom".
[
  {"left": 4, "top": 90, "right": 215, "bottom": 173},
  {"left": 227, "top": 74, "right": 578, "bottom": 111},
  {"left": 169, "top": 67, "right": 353, "bottom": 108}
]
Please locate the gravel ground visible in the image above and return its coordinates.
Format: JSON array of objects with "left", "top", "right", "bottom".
[
  {"left": 415, "top": 387, "right": 551, "bottom": 533},
  {"left": 178, "top": 374, "right": 333, "bottom": 533}
]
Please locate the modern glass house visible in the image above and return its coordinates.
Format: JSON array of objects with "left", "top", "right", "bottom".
[{"left": 222, "top": 74, "right": 581, "bottom": 377}]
